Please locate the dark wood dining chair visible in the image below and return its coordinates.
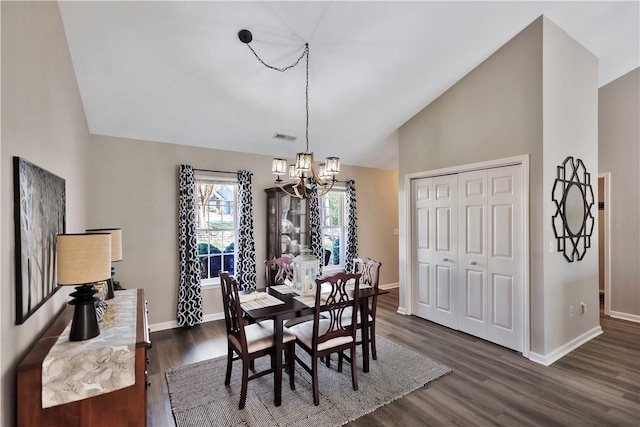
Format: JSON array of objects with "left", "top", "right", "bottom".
[
  {"left": 219, "top": 271, "right": 296, "bottom": 409},
  {"left": 265, "top": 257, "right": 314, "bottom": 328},
  {"left": 288, "top": 272, "right": 361, "bottom": 406},
  {"left": 264, "top": 256, "right": 294, "bottom": 287},
  {"left": 353, "top": 257, "right": 382, "bottom": 359}
]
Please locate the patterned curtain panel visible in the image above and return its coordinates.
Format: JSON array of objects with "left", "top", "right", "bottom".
[
  {"left": 177, "top": 165, "right": 203, "bottom": 327},
  {"left": 308, "top": 183, "right": 323, "bottom": 274},
  {"left": 345, "top": 180, "right": 359, "bottom": 273},
  {"left": 236, "top": 170, "right": 257, "bottom": 290}
]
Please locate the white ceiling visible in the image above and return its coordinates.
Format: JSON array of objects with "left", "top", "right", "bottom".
[{"left": 58, "top": 1, "right": 639, "bottom": 170}]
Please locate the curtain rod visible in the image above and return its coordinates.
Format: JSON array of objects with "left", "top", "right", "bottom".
[{"left": 193, "top": 168, "right": 239, "bottom": 175}]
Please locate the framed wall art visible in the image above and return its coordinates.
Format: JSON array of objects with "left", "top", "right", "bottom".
[{"left": 13, "top": 157, "right": 66, "bottom": 324}]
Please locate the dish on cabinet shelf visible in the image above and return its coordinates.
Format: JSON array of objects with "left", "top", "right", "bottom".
[{"left": 281, "top": 219, "right": 294, "bottom": 234}]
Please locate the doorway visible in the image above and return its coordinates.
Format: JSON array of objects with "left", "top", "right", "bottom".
[{"left": 598, "top": 174, "right": 611, "bottom": 316}]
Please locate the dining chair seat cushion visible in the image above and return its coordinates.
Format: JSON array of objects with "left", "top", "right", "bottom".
[
  {"left": 284, "top": 313, "right": 329, "bottom": 328},
  {"left": 339, "top": 307, "right": 373, "bottom": 326},
  {"left": 229, "top": 320, "right": 296, "bottom": 354},
  {"left": 284, "top": 314, "right": 315, "bottom": 328},
  {"left": 289, "top": 318, "right": 354, "bottom": 351}
]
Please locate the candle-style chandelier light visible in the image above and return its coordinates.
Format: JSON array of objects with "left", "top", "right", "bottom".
[{"left": 238, "top": 29, "right": 340, "bottom": 199}]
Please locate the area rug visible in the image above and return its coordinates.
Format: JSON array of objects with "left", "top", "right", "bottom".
[{"left": 165, "top": 336, "right": 451, "bottom": 427}]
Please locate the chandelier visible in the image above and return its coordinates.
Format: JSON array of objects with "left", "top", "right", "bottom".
[{"left": 238, "top": 29, "right": 340, "bottom": 199}]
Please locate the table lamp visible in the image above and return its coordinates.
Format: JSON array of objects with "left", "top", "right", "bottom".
[
  {"left": 86, "top": 228, "right": 122, "bottom": 299},
  {"left": 57, "top": 233, "right": 111, "bottom": 341}
]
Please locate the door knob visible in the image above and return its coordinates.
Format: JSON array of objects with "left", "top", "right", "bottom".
[
  {"left": 442, "top": 257, "right": 449, "bottom": 262},
  {"left": 469, "top": 261, "right": 477, "bottom": 265}
]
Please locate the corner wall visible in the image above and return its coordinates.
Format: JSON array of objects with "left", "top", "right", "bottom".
[
  {"left": 599, "top": 68, "right": 640, "bottom": 320},
  {"left": 541, "top": 17, "right": 600, "bottom": 356},
  {"left": 1, "top": 2, "right": 91, "bottom": 426},
  {"left": 398, "top": 17, "right": 545, "bottom": 352},
  {"left": 398, "top": 16, "right": 601, "bottom": 360}
]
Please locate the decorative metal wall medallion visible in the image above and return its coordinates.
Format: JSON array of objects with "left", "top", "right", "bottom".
[{"left": 551, "top": 156, "right": 595, "bottom": 262}]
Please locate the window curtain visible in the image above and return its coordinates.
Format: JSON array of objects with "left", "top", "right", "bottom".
[
  {"left": 308, "top": 183, "right": 323, "bottom": 274},
  {"left": 177, "top": 165, "right": 203, "bottom": 327},
  {"left": 236, "top": 170, "right": 257, "bottom": 290},
  {"left": 345, "top": 180, "right": 359, "bottom": 273}
]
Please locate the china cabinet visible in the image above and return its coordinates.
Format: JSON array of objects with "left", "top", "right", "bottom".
[{"left": 265, "top": 186, "right": 310, "bottom": 260}]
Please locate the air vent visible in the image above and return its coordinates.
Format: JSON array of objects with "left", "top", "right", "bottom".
[{"left": 273, "top": 133, "right": 297, "bottom": 142}]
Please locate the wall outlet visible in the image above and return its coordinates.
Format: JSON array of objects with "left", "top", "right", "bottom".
[
  {"left": 569, "top": 305, "right": 575, "bottom": 318},
  {"left": 580, "top": 302, "right": 587, "bottom": 315}
]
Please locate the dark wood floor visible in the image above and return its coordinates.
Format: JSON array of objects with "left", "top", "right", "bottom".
[{"left": 147, "top": 289, "right": 640, "bottom": 426}]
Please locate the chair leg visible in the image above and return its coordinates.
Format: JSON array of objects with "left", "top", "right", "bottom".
[
  {"left": 225, "top": 347, "right": 233, "bottom": 386},
  {"left": 239, "top": 359, "right": 249, "bottom": 409},
  {"left": 370, "top": 323, "right": 378, "bottom": 360},
  {"left": 287, "top": 342, "right": 296, "bottom": 390},
  {"left": 337, "top": 352, "right": 344, "bottom": 372},
  {"left": 350, "top": 347, "right": 359, "bottom": 391},
  {"left": 325, "top": 355, "right": 331, "bottom": 368},
  {"left": 312, "top": 356, "right": 320, "bottom": 406}
]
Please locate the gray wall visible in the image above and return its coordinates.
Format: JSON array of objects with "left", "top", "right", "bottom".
[
  {"left": 1, "top": 3, "right": 398, "bottom": 424},
  {"left": 599, "top": 68, "right": 640, "bottom": 318},
  {"left": 398, "top": 16, "right": 600, "bottom": 358},
  {"left": 1, "top": 3, "right": 91, "bottom": 426},
  {"left": 85, "top": 134, "right": 399, "bottom": 328}
]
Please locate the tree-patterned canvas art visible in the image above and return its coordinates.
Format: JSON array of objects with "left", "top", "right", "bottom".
[{"left": 13, "top": 157, "right": 66, "bottom": 324}]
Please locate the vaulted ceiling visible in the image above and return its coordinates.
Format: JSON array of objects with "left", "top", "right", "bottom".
[{"left": 58, "top": 1, "right": 639, "bottom": 170}]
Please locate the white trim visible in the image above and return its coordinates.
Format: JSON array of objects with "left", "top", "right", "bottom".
[
  {"left": 380, "top": 282, "right": 399, "bottom": 290},
  {"left": 403, "top": 154, "right": 530, "bottom": 357},
  {"left": 609, "top": 311, "right": 640, "bottom": 323},
  {"left": 396, "top": 307, "right": 408, "bottom": 315},
  {"left": 149, "top": 320, "right": 179, "bottom": 332},
  {"left": 150, "top": 312, "right": 225, "bottom": 332},
  {"left": 598, "top": 173, "right": 612, "bottom": 316},
  {"left": 528, "top": 326, "right": 603, "bottom": 366}
]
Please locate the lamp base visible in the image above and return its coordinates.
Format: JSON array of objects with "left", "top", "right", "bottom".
[
  {"left": 104, "top": 277, "right": 115, "bottom": 300},
  {"left": 69, "top": 284, "right": 100, "bottom": 341}
]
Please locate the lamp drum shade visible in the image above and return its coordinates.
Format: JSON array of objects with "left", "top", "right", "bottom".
[
  {"left": 57, "top": 234, "right": 111, "bottom": 285},
  {"left": 86, "top": 228, "right": 122, "bottom": 261}
]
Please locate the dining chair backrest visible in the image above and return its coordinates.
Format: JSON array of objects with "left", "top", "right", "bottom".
[
  {"left": 220, "top": 271, "right": 247, "bottom": 352},
  {"left": 264, "top": 257, "right": 294, "bottom": 287},
  {"left": 353, "top": 257, "right": 381, "bottom": 290},
  {"left": 313, "top": 272, "right": 361, "bottom": 348}
]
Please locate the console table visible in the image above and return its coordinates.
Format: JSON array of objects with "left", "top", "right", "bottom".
[{"left": 16, "top": 289, "right": 150, "bottom": 427}]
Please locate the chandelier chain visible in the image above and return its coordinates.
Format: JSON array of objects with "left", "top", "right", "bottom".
[
  {"left": 239, "top": 29, "right": 338, "bottom": 199},
  {"left": 245, "top": 43, "right": 311, "bottom": 152}
]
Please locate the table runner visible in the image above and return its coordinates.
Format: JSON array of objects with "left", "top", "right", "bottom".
[
  {"left": 41, "top": 289, "right": 137, "bottom": 408},
  {"left": 240, "top": 292, "right": 285, "bottom": 310}
]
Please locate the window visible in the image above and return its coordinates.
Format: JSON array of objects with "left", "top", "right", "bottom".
[
  {"left": 195, "top": 175, "right": 237, "bottom": 285},
  {"left": 320, "top": 188, "right": 346, "bottom": 270}
]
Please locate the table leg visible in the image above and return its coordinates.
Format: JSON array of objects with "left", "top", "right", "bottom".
[
  {"left": 361, "top": 299, "right": 370, "bottom": 373},
  {"left": 274, "top": 314, "right": 283, "bottom": 406}
]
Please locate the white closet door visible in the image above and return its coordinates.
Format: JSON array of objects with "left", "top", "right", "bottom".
[
  {"left": 413, "top": 177, "right": 433, "bottom": 320},
  {"left": 412, "top": 175, "right": 458, "bottom": 329},
  {"left": 487, "top": 165, "right": 524, "bottom": 352},
  {"left": 458, "top": 170, "right": 488, "bottom": 338}
]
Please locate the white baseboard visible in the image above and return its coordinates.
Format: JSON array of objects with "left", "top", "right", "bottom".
[
  {"left": 528, "top": 325, "right": 603, "bottom": 366},
  {"left": 149, "top": 312, "right": 224, "bottom": 332},
  {"left": 396, "top": 307, "right": 407, "bottom": 315},
  {"left": 609, "top": 310, "right": 640, "bottom": 323},
  {"left": 150, "top": 283, "right": 402, "bottom": 332}
]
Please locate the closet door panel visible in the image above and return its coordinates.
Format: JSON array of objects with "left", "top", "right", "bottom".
[
  {"left": 458, "top": 170, "right": 488, "bottom": 338},
  {"left": 487, "top": 165, "right": 524, "bottom": 352}
]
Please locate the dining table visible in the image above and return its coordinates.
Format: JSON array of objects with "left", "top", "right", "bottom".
[{"left": 240, "top": 283, "right": 388, "bottom": 407}]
